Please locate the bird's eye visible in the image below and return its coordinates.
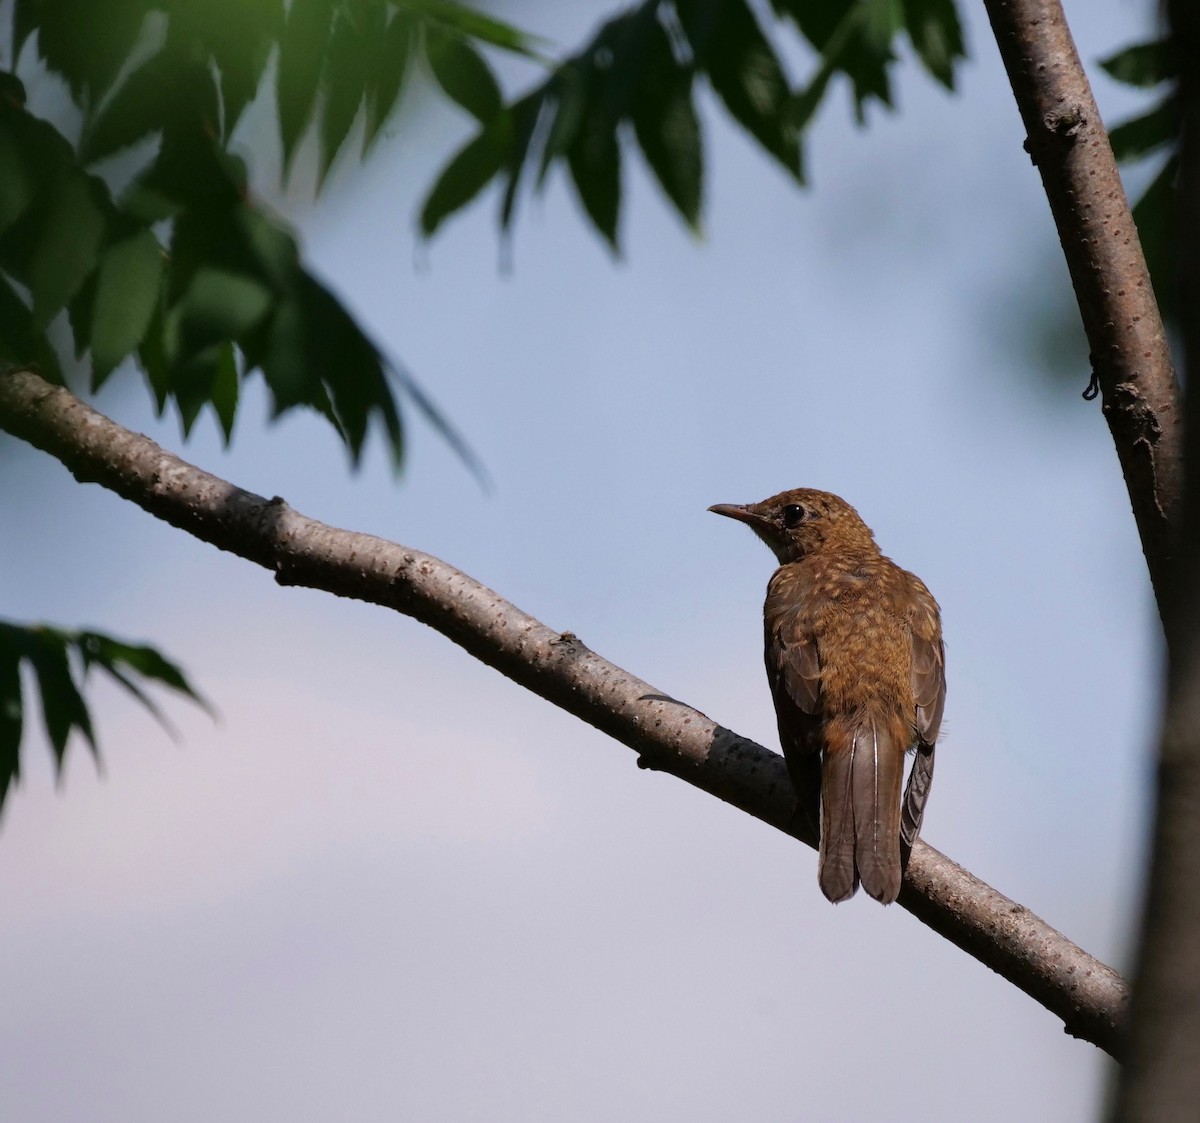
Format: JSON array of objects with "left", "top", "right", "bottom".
[{"left": 782, "top": 504, "right": 806, "bottom": 528}]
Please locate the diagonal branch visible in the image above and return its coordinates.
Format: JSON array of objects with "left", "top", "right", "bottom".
[
  {"left": 0, "top": 367, "right": 1128, "bottom": 1056},
  {"left": 983, "top": 0, "right": 1183, "bottom": 619}
]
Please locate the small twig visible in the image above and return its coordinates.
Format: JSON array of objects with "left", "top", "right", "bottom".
[{"left": 0, "top": 368, "right": 1129, "bottom": 1055}]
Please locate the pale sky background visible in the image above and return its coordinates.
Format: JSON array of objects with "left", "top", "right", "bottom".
[{"left": 0, "top": 1, "right": 1165, "bottom": 1119}]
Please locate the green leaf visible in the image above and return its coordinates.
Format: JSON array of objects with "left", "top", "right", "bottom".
[
  {"left": 79, "top": 51, "right": 170, "bottom": 165},
  {"left": 420, "top": 113, "right": 512, "bottom": 237},
  {"left": 77, "top": 631, "right": 212, "bottom": 716},
  {"left": 773, "top": 0, "right": 896, "bottom": 118},
  {"left": 67, "top": 268, "right": 97, "bottom": 360},
  {"left": 863, "top": 0, "right": 904, "bottom": 54},
  {"left": 902, "top": 0, "right": 965, "bottom": 89},
  {"left": 631, "top": 21, "right": 703, "bottom": 231},
  {"left": 1108, "top": 98, "right": 1179, "bottom": 164},
  {"left": 0, "top": 75, "right": 78, "bottom": 208},
  {"left": 1099, "top": 40, "right": 1174, "bottom": 89},
  {"left": 236, "top": 206, "right": 302, "bottom": 290},
  {"left": 28, "top": 174, "right": 106, "bottom": 330},
  {"left": 120, "top": 181, "right": 183, "bottom": 226},
  {"left": 81, "top": 46, "right": 223, "bottom": 168},
  {"left": 579, "top": 9, "right": 653, "bottom": 127},
  {"left": 1133, "top": 154, "right": 1178, "bottom": 319},
  {"left": 138, "top": 296, "right": 172, "bottom": 411},
  {"left": 170, "top": 346, "right": 222, "bottom": 437},
  {"left": 249, "top": 268, "right": 411, "bottom": 469},
  {"left": 535, "top": 73, "right": 585, "bottom": 190},
  {"left": 0, "top": 641, "right": 22, "bottom": 808},
  {"left": 498, "top": 93, "right": 543, "bottom": 234},
  {"left": 0, "top": 121, "right": 36, "bottom": 237},
  {"left": 156, "top": 225, "right": 273, "bottom": 438},
  {"left": 679, "top": 0, "right": 801, "bottom": 180},
  {"left": 298, "top": 274, "right": 397, "bottom": 464},
  {"left": 170, "top": 267, "right": 274, "bottom": 362},
  {"left": 166, "top": 201, "right": 258, "bottom": 306},
  {"left": 391, "top": 357, "right": 487, "bottom": 487},
  {"left": 12, "top": 0, "right": 38, "bottom": 61},
  {"left": 318, "top": 4, "right": 375, "bottom": 188},
  {"left": 0, "top": 272, "right": 34, "bottom": 360},
  {"left": 277, "top": 0, "right": 333, "bottom": 174},
  {"left": 211, "top": 340, "right": 240, "bottom": 442},
  {"left": 128, "top": 120, "right": 244, "bottom": 215},
  {"left": 567, "top": 94, "right": 622, "bottom": 250},
  {"left": 34, "top": 0, "right": 146, "bottom": 103},
  {"left": 177, "top": 0, "right": 286, "bottom": 138},
  {"left": 425, "top": 27, "right": 503, "bottom": 123},
  {"left": 90, "top": 230, "right": 165, "bottom": 385},
  {"left": 413, "top": 0, "right": 542, "bottom": 58},
  {"left": 787, "top": 1, "right": 870, "bottom": 130},
  {"left": 363, "top": 10, "right": 414, "bottom": 155},
  {"left": 0, "top": 620, "right": 212, "bottom": 812},
  {"left": 849, "top": 0, "right": 900, "bottom": 114},
  {"left": 0, "top": 71, "right": 27, "bottom": 107},
  {"left": 22, "top": 628, "right": 94, "bottom": 771},
  {"left": 257, "top": 294, "right": 311, "bottom": 411},
  {"left": 771, "top": 0, "right": 847, "bottom": 44},
  {"left": 0, "top": 270, "right": 62, "bottom": 382}
]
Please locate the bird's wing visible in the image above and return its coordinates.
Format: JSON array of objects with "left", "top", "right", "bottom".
[
  {"left": 902, "top": 578, "right": 945, "bottom": 851},
  {"left": 764, "top": 574, "right": 824, "bottom": 841},
  {"left": 911, "top": 612, "right": 945, "bottom": 746},
  {"left": 900, "top": 741, "right": 934, "bottom": 853},
  {"left": 770, "top": 613, "right": 821, "bottom": 716}
]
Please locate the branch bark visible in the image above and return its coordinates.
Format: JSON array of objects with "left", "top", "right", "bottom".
[
  {"left": 983, "top": 0, "right": 1183, "bottom": 619},
  {"left": 1113, "top": 5, "right": 1200, "bottom": 1117},
  {"left": 0, "top": 368, "right": 1128, "bottom": 1055}
]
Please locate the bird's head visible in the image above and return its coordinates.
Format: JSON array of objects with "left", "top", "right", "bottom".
[{"left": 708, "top": 488, "right": 876, "bottom": 565}]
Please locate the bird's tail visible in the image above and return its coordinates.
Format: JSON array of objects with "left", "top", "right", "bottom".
[{"left": 818, "top": 717, "right": 904, "bottom": 904}]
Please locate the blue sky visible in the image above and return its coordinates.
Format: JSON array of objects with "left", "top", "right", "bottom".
[{"left": 0, "top": 2, "right": 1163, "bottom": 1119}]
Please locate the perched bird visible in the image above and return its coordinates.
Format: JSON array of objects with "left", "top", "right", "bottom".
[{"left": 709, "top": 489, "right": 945, "bottom": 904}]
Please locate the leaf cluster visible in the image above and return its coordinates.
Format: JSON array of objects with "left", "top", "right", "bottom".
[
  {"left": 420, "top": 0, "right": 966, "bottom": 250},
  {"left": 0, "top": 619, "right": 209, "bottom": 810},
  {"left": 2, "top": 0, "right": 529, "bottom": 798},
  {"left": 1, "top": 0, "right": 525, "bottom": 467}
]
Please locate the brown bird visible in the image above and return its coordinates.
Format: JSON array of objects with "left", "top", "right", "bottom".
[{"left": 710, "top": 489, "right": 945, "bottom": 904}]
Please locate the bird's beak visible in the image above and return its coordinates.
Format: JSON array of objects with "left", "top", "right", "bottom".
[
  {"left": 708, "top": 503, "right": 768, "bottom": 529},
  {"left": 709, "top": 503, "right": 783, "bottom": 557}
]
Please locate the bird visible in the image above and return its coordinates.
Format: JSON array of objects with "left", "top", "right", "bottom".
[{"left": 709, "top": 489, "right": 945, "bottom": 904}]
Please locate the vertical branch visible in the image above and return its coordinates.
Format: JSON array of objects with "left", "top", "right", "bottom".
[
  {"left": 983, "top": 0, "right": 1182, "bottom": 618},
  {"left": 1113, "top": 6, "right": 1200, "bottom": 1118}
]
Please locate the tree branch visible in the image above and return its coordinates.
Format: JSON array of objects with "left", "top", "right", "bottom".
[
  {"left": 1113, "top": 4, "right": 1200, "bottom": 1116},
  {"left": 0, "top": 368, "right": 1128, "bottom": 1056},
  {"left": 983, "top": 0, "right": 1183, "bottom": 619}
]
